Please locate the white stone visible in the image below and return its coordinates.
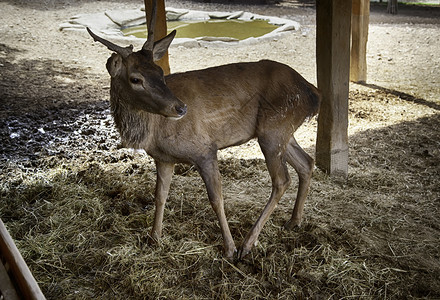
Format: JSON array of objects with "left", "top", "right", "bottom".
[{"left": 105, "top": 9, "right": 145, "bottom": 27}]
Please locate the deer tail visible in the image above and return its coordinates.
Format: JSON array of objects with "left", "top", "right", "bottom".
[{"left": 299, "top": 82, "right": 321, "bottom": 122}]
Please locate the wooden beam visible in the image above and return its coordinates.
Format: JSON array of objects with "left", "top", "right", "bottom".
[
  {"left": 387, "top": 0, "right": 398, "bottom": 14},
  {"left": 350, "top": 0, "right": 370, "bottom": 83},
  {"left": 315, "top": 0, "right": 352, "bottom": 177},
  {"left": 0, "top": 219, "right": 45, "bottom": 299},
  {"left": 0, "top": 259, "right": 20, "bottom": 300},
  {"left": 144, "top": 0, "right": 171, "bottom": 75}
]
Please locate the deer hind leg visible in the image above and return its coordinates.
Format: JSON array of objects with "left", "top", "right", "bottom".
[
  {"left": 150, "top": 160, "right": 174, "bottom": 243},
  {"left": 197, "top": 158, "right": 236, "bottom": 259},
  {"left": 238, "top": 135, "right": 291, "bottom": 259},
  {"left": 283, "top": 137, "right": 314, "bottom": 230}
]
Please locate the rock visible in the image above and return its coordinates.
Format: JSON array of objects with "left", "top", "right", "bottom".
[
  {"left": 66, "top": 13, "right": 118, "bottom": 31},
  {"left": 208, "top": 12, "right": 233, "bottom": 19},
  {"left": 172, "top": 38, "right": 200, "bottom": 48},
  {"left": 227, "top": 11, "right": 244, "bottom": 20},
  {"left": 166, "top": 8, "right": 189, "bottom": 21},
  {"left": 105, "top": 9, "right": 146, "bottom": 27},
  {"left": 196, "top": 36, "right": 239, "bottom": 42},
  {"left": 272, "top": 22, "right": 301, "bottom": 34},
  {"left": 59, "top": 23, "right": 84, "bottom": 31}
]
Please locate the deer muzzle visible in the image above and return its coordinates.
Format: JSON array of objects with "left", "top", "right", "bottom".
[
  {"left": 168, "top": 102, "right": 187, "bottom": 120},
  {"left": 176, "top": 103, "right": 187, "bottom": 117}
]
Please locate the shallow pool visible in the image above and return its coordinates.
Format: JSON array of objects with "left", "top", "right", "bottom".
[{"left": 123, "top": 19, "right": 278, "bottom": 41}]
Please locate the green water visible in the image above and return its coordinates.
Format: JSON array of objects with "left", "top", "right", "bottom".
[{"left": 122, "top": 19, "right": 278, "bottom": 41}]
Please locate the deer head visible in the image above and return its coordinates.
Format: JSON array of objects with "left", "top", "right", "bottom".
[{"left": 86, "top": 1, "right": 187, "bottom": 119}]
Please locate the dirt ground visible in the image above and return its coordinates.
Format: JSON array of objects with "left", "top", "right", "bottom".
[{"left": 1, "top": 1, "right": 439, "bottom": 299}]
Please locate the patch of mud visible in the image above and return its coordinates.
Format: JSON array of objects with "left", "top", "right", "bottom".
[{"left": 1, "top": 100, "right": 116, "bottom": 162}]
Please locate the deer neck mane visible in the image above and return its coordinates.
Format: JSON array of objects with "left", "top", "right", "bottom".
[{"left": 109, "top": 80, "right": 157, "bottom": 149}]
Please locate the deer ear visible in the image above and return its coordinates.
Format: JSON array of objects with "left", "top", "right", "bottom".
[
  {"left": 152, "top": 30, "right": 176, "bottom": 61},
  {"left": 106, "top": 53, "right": 123, "bottom": 77}
]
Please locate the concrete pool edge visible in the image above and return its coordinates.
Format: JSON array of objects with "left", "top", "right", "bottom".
[{"left": 60, "top": 7, "right": 301, "bottom": 48}]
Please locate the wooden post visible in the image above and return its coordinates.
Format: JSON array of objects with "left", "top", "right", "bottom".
[
  {"left": 350, "top": 0, "right": 370, "bottom": 83},
  {"left": 0, "top": 219, "right": 45, "bottom": 299},
  {"left": 387, "top": 0, "right": 398, "bottom": 14},
  {"left": 315, "top": 0, "right": 352, "bottom": 177},
  {"left": 0, "top": 261, "right": 20, "bottom": 300},
  {"left": 144, "top": 0, "right": 171, "bottom": 75}
]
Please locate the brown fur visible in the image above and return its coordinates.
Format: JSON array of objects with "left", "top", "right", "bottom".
[
  {"left": 111, "top": 60, "right": 320, "bottom": 163},
  {"left": 88, "top": 24, "right": 320, "bottom": 260}
]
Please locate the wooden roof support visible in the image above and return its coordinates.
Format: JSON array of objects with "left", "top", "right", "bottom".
[
  {"left": 144, "top": 0, "right": 171, "bottom": 75},
  {"left": 388, "top": 0, "right": 398, "bottom": 14},
  {"left": 0, "top": 258, "right": 20, "bottom": 300},
  {"left": 351, "top": 0, "right": 370, "bottom": 83},
  {"left": 0, "top": 219, "right": 45, "bottom": 300},
  {"left": 315, "top": 0, "right": 352, "bottom": 177}
]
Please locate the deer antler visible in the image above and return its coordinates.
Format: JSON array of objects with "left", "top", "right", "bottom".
[
  {"left": 87, "top": 27, "right": 133, "bottom": 58},
  {"left": 142, "top": 0, "right": 158, "bottom": 52}
]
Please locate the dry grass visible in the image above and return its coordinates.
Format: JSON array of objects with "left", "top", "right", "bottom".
[{"left": 1, "top": 88, "right": 439, "bottom": 299}]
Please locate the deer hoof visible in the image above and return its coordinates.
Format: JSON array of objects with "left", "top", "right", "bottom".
[
  {"left": 236, "top": 247, "right": 251, "bottom": 261},
  {"left": 146, "top": 233, "right": 160, "bottom": 246},
  {"left": 223, "top": 248, "right": 237, "bottom": 261},
  {"left": 283, "top": 218, "right": 301, "bottom": 231}
]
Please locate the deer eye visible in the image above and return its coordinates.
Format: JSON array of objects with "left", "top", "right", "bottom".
[{"left": 130, "top": 77, "right": 142, "bottom": 84}]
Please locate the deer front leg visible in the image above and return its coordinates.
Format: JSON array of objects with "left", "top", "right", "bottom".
[
  {"left": 197, "top": 159, "right": 236, "bottom": 259},
  {"left": 150, "top": 160, "right": 174, "bottom": 243}
]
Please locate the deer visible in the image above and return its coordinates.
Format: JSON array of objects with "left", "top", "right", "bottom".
[{"left": 87, "top": 0, "right": 320, "bottom": 260}]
